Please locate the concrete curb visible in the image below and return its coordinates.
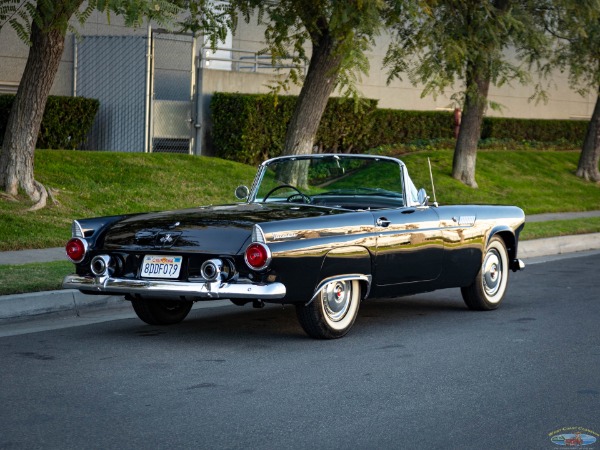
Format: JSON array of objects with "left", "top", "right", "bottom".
[
  {"left": 518, "top": 232, "right": 600, "bottom": 259},
  {"left": 1, "top": 232, "right": 600, "bottom": 324},
  {"left": 0, "top": 290, "right": 127, "bottom": 322}
]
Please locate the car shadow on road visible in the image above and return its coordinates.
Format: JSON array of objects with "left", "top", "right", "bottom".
[{"left": 103, "top": 289, "right": 475, "bottom": 344}]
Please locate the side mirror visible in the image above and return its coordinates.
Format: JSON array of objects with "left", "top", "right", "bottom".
[
  {"left": 235, "top": 185, "right": 249, "bottom": 200},
  {"left": 417, "top": 188, "right": 429, "bottom": 206}
]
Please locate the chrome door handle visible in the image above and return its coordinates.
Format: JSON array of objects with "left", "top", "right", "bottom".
[{"left": 376, "top": 217, "right": 391, "bottom": 227}]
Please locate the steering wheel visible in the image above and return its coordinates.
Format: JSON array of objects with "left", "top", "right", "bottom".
[{"left": 262, "top": 184, "right": 311, "bottom": 204}]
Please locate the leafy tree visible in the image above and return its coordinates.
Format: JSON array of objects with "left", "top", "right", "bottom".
[
  {"left": 0, "top": 0, "right": 181, "bottom": 210},
  {"left": 1, "top": 0, "right": 392, "bottom": 203},
  {"left": 225, "top": 0, "right": 387, "bottom": 162},
  {"left": 542, "top": 0, "right": 600, "bottom": 182},
  {"left": 384, "top": 0, "right": 549, "bottom": 188}
]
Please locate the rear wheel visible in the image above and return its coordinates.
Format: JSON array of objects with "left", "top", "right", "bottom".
[
  {"left": 296, "top": 280, "right": 361, "bottom": 339},
  {"left": 461, "top": 237, "right": 509, "bottom": 311},
  {"left": 131, "top": 299, "right": 193, "bottom": 325}
]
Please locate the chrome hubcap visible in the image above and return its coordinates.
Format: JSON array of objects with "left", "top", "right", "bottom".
[
  {"left": 482, "top": 249, "right": 503, "bottom": 298},
  {"left": 323, "top": 281, "right": 352, "bottom": 322}
]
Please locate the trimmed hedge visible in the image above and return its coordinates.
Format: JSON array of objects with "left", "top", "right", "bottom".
[
  {"left": 0, "top": 94, "right": 99, "bottom": 150},
  {"left": 481, "top": 116, "right": 587, "bottom": 143},
  {"left": 368, "top": 109, "right": 455, "bottom": 146},
  {"left": 211, "top": 93, "right": 378, "bottom": 165},
  {"left": 210, "top": 92, "right": 589, "bottom": 164}
]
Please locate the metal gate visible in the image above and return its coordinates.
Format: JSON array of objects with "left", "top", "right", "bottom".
[
  {"left": 149, "top": 30, "right": 197, "bottom": 154},
  {"left": 75, "top": 35, "right": 149, "bottom": 152}
]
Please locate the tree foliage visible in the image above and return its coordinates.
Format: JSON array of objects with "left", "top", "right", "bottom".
[
  {"left": 541, "top": 0, "right": 600, "bottom": 181},
  {"left": 196, "top": 0, "right": 389, "bottom": 182},
  {"left": 226, "top": 0, "right": 385, "bottom": 99},
  {"left": 541, "top": 0, "right": 600, "bottom": 94},
  {"left": 384, "top": 0, "right": 550, "bottom": 187}
]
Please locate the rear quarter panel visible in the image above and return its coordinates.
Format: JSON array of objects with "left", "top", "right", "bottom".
[{"left": 260, "top": 211, "right": 376, "bottom": 302}]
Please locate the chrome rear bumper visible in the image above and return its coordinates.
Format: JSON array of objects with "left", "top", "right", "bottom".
[{"left": 63, "top": 274, "right": 286, "bottom": 300}]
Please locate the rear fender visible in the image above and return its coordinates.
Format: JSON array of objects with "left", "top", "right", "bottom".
[{"left": 310, "top": 246, "right": 373, "bottom": 304}]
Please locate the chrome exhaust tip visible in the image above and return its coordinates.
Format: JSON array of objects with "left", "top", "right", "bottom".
[
  {"left": 91, "top": 255, "right": 113, "bottom": 276},
  {"left": 201, "top": 258, "right": 224, "bottom": 282}
]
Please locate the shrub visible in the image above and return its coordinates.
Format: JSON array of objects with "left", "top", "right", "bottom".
[
  {"left": 211, "top": 93, "right": 378, "bottom": 165},
  {"left": 0, "top": 94, "right": 99, "bottom": 150},
  {"left": 210, "top": 93, "right": 590, "bottom": 164},
  {"left": 368, "top": 109, "right": 455, "bottom": 146},
  {"left": 481, "top": 116, "right": 587, "bottom": 144}
]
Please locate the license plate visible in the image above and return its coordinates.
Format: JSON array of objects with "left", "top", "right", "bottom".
[{"left": 140, "top": 255, "right": 182, "bottom": 279}]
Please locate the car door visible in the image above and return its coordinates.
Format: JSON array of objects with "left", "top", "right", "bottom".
[{"left": 373, "top": 206, "right": 444, "bottom": 286}]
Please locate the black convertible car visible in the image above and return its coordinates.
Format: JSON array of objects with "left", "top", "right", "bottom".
[{"left": 63, "top": 154, "right": 525, "bottom": 339}]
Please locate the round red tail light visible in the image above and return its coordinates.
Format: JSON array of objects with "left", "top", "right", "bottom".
[
  {"left": 66, "top": 238, "right": 87, "bottom": 263},
  {"left": 244, "top": 242, "right": 271, "bottom": 271}
]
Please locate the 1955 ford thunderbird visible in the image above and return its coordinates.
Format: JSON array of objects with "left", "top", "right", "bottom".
[{"left": 63, "top": 154, "right": 525, "bottom": 339}]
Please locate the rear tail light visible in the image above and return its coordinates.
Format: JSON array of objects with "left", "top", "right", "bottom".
[
  {"left": 244, "top": 242, "right": 271, "bottom": 271},
  {"left": 66, "top": 238, "right": 87, "bottom": 263}
]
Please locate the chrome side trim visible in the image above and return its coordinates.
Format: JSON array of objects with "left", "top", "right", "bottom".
[
  {"left": 63, "top": 275, "right": 286, "bottom": 300},
  {"left": 306, "top": 274, "right": 372, "bottom": 306}
]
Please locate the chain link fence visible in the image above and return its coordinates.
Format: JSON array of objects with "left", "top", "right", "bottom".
[
  {"left": 75, "top": 35, "right": 149, "bottom": 152},
  {"left": 74, "top": 30, "right": 292, "bottom": 155},
  {"left": 75, "top": 31, "right": 195, "bottom": 154}
]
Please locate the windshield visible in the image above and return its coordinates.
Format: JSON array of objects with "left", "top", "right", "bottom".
[{"left": 252, "top": 155, "right": 418, "bottom": 209}]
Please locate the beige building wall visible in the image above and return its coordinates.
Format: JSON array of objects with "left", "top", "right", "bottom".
[
  {"left": 233, "top": 17, "right": 596, "bottom": 120},
  {"left": 0, "top": 8, "right": 595, "bottom": 120}
]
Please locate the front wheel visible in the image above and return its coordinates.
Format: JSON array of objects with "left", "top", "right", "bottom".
[
  {"left": 131, "top": 299, "right": 193, "bottom": 325},
  {"left": 461, "top": 237, "right": 509, "bottom": 311},
  {"left": 295, "top": 280, "right": 361, "bottom": 339}
]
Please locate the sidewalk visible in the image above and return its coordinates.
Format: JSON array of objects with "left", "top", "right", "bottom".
[{"left": 1, "top": 211, "right": 600, "bottom": 323}]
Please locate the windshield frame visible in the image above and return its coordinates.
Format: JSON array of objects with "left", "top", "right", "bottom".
[{"left": 247, "top": 154, "right": 420, "bottom": 208}]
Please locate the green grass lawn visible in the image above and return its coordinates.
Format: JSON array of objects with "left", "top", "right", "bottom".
[
  {"left": 0, "top": 147, "right": 599, "bottom": 296},
  {"left": 401, "top": 150, "right": 600, "bottom": 214},
  {"left": 0, "top": 261, "right": 72, "bottom": 295},
  {"left": 0, "top": 150, "right": 257, "bottom": 251}
]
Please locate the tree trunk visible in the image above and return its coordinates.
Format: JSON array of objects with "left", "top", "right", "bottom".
[
  {"left": 576, "top": 92, "right": 600, "bottom": 182},
  {"left": 452, "top": 64, "right": 491, "bottom": 189},
  {"left": 283, "top": 30, "right": 342, "bottom": 158},
  {"left": 0, "top": 18, "right": 68, "bottom": 208}
]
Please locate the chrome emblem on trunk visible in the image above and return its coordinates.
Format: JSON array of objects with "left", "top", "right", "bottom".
[
  {"left": 156, "top": 231, "right": 182, "bottom": 248},
  {"left": 160, "top": 234, "right": 173, "bottom": 244}
]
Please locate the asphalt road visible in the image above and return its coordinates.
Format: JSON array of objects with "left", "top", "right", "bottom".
[{"left": 1, "top": 252, "right": 599, "bottom": 450}]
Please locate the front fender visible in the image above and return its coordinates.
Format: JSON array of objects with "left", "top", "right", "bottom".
[{"left": 487, "top": 225, "right": 518, "bottom": 261}]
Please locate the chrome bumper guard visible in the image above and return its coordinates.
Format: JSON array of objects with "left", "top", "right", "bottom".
[
  {"left": 62, "top": 275, "right": 286, "bottom": 300},
  {"left": 510, "top": 258, "right": 525, "bottom": 272}
]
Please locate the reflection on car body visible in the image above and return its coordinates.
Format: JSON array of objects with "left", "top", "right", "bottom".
[{"left": 63, "top": 154, "right": 525, "bottom": 339}]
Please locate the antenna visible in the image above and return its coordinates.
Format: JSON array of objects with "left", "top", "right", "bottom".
[{"left": 427, "top": 157, "right": 438, "bottom": 207}]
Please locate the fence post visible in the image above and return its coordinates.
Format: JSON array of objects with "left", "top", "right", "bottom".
[
  {"left": 144, "top": 24, "right": 152, "bottom": 153},
  {"left": 193, "top": 35, "right": 204, "bottom": 156}
]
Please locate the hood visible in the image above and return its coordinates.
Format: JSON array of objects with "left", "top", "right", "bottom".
[{"left": 101, "top": 203, "right": 347, "bottom": 254}]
